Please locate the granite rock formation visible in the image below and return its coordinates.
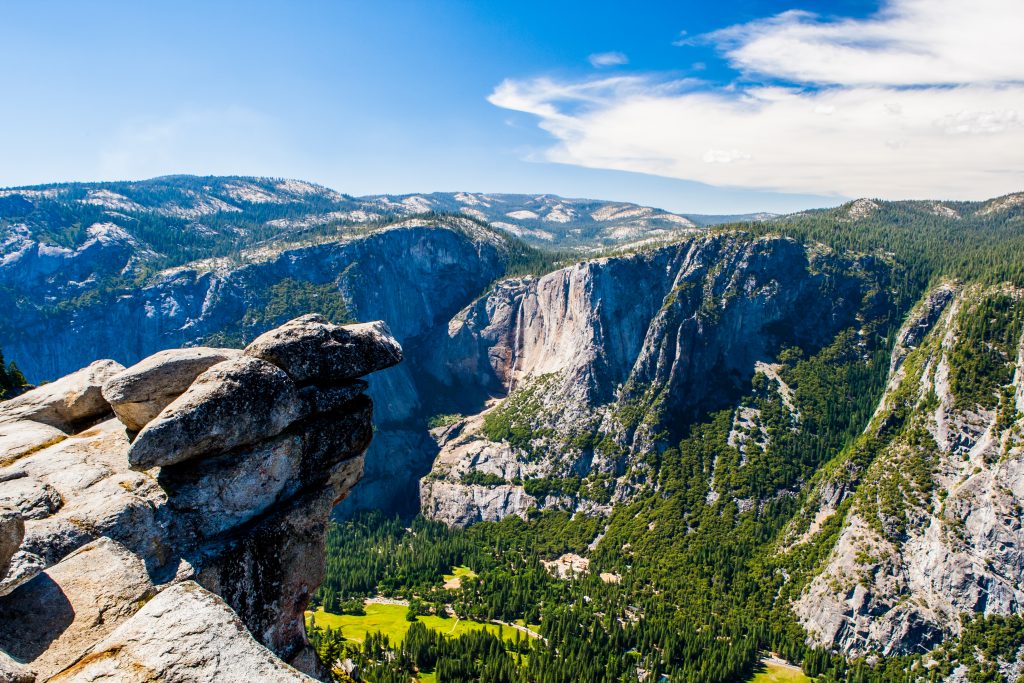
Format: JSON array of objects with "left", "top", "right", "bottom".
[{"left": 0, "top": 315, "right": 401, "bottom": 681}]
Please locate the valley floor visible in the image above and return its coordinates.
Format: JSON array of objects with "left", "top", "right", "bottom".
[{"left": 306, "top": 602, "right": 524, "bottom": 645}]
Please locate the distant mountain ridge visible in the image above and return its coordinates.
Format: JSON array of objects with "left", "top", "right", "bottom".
[{"left": 0, "top": 175, "right": 724, "bottom": 255}]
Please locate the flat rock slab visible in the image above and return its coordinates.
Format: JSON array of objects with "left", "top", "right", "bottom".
[
  {"left": 8, "top": 419, "right": 164, "bottom": 566},
  {"left": 0, "top": 360, "right": 123, "bottom": 431},
  {"left": 0, "top": 537, "right": 155, "bottom": 680},
  {"left": 245, "top": 314, "right": 402, "bottom": 384},
  {"left": 0, "top": 421, "right": 67, "bottom": 467},
  {"left": 127, "top": 356, "right": 302, "bottom": 470},
  {"left": 49, "top": 581, "right": 315, "bottom": 682},
  {"left": 102, "top": 347, "right": 242, "bottom": 431}
]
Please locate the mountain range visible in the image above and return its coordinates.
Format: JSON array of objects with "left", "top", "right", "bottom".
[{"left": 4, "top": 175, "right": 1024, "bottom": 680}]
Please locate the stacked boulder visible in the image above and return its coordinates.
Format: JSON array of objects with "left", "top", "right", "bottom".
[{"left": 0, "top": 315, "right": 401, "bottom": 682}]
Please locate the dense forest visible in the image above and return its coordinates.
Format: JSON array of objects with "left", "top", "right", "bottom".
[{"left": 308, "top": 197, "right": 1024, "bottom": 683}]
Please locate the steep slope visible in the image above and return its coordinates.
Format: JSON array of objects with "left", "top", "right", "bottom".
[
  {"left": 788, "top": 284, "right": 1024, "bottom": 657},
  {"left": 418, "top": 234, "right": 897, "bottom": 525}
]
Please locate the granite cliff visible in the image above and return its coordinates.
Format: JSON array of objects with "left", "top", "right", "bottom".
[
  {"left": 789, "top": 284, "right": 1024, "bottom": 658},
  {"left": 419, "top": 234, "right": 894, "bottom": 525},
  {"left": 0, "top": 314, "right": 401, "bottom": 681}
]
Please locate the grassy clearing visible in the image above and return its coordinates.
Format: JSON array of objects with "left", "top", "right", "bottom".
[
  {"left": 442, "top": 565, "right": 478, "bottom": 589},
  {"left": 750, "top": 660, "right": 812, "bottom": 682},
  {"left": 306, "top": 604, "right": 518, "bottom": 645}
]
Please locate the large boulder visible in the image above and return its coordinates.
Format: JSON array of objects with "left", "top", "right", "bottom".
[
  {"left": 0, "top": 360, "right": 123, "bottom": 430},
  {"left": 0, "top": 537, "right": 155, "bottom": 680},
  {"left": 102, "top": 347, "right": 242, "bottom": 432},
  {"left": 0, "top": 508, "right": 23, "bottom": 581},
  {"left": 245, "top": 315, "right": 402, "bottom": 384},
  {"left": 48, "top": 581, "right": 314, "bottom": 682},
  {"left": 127, "top": 357, "right": 302, "bottom": 470}
]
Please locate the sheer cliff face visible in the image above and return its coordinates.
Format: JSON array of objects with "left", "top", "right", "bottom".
[
  {"left": 0, "top": 315, "right": 401, "bottom": 682},
  {"left": 791, "top": 285, "right": 1024, "bottom": 657},
  {"left": 420, "top": 235, "right": 891, "bottom": 526}
]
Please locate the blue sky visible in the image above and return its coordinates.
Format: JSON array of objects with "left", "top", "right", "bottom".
[{"left": 2, "top": 1, "right": 1021, "bottom": 213}]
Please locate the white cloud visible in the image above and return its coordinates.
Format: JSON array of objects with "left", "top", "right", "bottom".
[
  {"left": 490, "top": 0, "right": 1024, "bottom": 199},
  {"left": 713, "top": 1, "right": 1024, "bottom": 87},
  {"left": 588, "top": 52, "right": 628, "bottom": 68}
]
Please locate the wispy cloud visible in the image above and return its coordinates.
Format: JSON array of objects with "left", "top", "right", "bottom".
[
  {"left": 97, "top": 106, "right": 292, "bottom": 181},
  {"left": 491, "top": 0, "right": 1024, "bottom": 199},
  {"left": 588, "top": 51, "right": 628, "bottom": 68}
]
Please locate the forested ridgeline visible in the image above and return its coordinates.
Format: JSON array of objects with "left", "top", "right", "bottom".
[{"left": 742, "top": 196, "right": 1024, "bottom": 288}]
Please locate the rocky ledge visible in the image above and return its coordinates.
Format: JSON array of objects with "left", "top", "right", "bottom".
[{"left": 0, "top": 314, "right": 401, "bottom": 682}]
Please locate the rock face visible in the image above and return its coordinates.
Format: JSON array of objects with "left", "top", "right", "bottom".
[
  {"left": 420, "top": 234, "right": 891, "bottom": 526},
  {"left": 0, "top": 509, "right": 23, "bottom": 580},
  {"left": 0, "top": 316, "right": 401, "bottom": 681},
  {"left": 792, "top": 285, "right": 1024, "bottom": 656}
]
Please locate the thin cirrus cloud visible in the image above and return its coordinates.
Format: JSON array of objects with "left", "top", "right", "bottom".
[
  {"left": 490, "top": 0, "right": 1024, "bottom": 200},
  {"left": 588, "top": 52, "right": 629, "bottom": 68}
]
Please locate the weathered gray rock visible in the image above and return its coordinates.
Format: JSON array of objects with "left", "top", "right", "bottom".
[
  {"left": 0, "top": 537, "right": 156, "bottom": 680},
  {"left": 127, "top": 356, "right": 302, "bottom": 470},
  {"left": 158, "top": 401, "right": 372, "bottom": 539},
  {"left": 0, "top": 549, "right": 44, "bottom": 598},
  {"left": 0, "top": 476, "right": 62, "bottom": 520},
  {"left": 0, "top": 508, "right": 23, "bottom": 581},
  {"left": 102, "top": 347, "right": 242, "bottom": 431},
  {"left": 48, "top": 581, "right": 315, "bottom": 682},
  {"left": 245, "top": 315, "right": 402, "bottom": 384},
  {"left": 0, "top": 360, "right": 123, "bottom": 430},
  {"left": 0, "top": 422, "right": 67, "bottom": 469}
]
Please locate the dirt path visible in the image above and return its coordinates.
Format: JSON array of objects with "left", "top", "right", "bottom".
[{"left": 490, "top": 619, "right": 545, "bottom": 643}]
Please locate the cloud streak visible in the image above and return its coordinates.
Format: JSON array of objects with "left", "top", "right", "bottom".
[
  {"left": 589, "top": 52, "right": 629, "bottom": 68},
  {"left": 491, "top": 0, "right": 1024, "bottom": 199}
]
